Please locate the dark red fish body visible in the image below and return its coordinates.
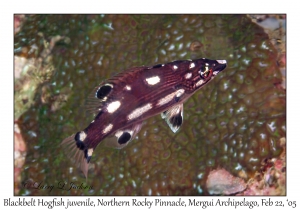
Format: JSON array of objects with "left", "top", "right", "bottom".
[{"left": 62, "top": 58, "right": 227, "bottom": 177}]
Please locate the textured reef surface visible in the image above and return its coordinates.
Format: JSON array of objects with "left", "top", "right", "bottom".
[{"left": 14, "top": 15, "right": 285, "bottom": 195}]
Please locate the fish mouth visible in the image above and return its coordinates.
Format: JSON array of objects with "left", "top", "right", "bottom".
[
  {"left": 217, "top": 60, "right": 227, "bottom": 65},
  {"left": 212, "top": 60, "right": 227, "bottom": 74}
]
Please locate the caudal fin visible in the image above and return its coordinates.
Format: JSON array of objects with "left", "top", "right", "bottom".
[{"left": 61, "top": 134, "right": 89, "bottom": 178}]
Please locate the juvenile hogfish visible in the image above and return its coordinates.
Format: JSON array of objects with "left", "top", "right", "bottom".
[{"left": 61, "top": 58, "right": 227, "bottom": 177}]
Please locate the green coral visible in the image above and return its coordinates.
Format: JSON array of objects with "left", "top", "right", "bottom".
[{"left": 15, "top": 14, "right": 285, "bottom": 195}]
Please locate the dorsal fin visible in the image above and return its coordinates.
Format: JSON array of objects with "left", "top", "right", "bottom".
[{"left": 85, "top": 66, "right": 148, "bottom": 116}]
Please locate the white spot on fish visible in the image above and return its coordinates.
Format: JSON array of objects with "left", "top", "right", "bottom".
[
  {"left": 145, "top": 76, "right": 160, "bottom": 85},
  {"left": 103, "top": 124, "right": 113, "bottom": 134},
  {"left": 157, "top": 92, "right": 176, "bottom": 106},
  {"left": 185, "top": 72, "right": 192, "bottom": 79},
  {"left": 157, "top": 89, "right": 184, "bottom": 106},
  {"left": 127, "top": 103, "right": 153, "bottom": 120},
  {"left": 196, "top": 79, "right": 205, "bottom": 87},
  {"left": 87, "top": 148, "right": 93, "bottom": 156},
  {"left": 176, "top": 89, "right": 185, "bottom": 98},
  {"left": 78, "top": 131, "right": 87, "bottom": 141},
  {"left": 173, "top": 65, "right": 178, "bottom": 70},
  {"left": 189, "top": 62, "right": 195, "bottom": 69},
  {"left": 107, "top": 101, "right": 121, "bottom": 113},
  {"left": 125, "top": 85, "right": 131, "bottom": 91}
]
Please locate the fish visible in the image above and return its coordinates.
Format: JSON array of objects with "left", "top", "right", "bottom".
[{"left": 61, "top": 58, "right": 227, "bottom": 177}]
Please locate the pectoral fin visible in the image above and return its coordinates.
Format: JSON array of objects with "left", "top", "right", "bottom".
[{"left": 161, "top": 104, "right": 183, "bottom": 133}]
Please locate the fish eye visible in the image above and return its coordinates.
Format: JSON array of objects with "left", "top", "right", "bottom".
[{"left": 199, "top": 65, "right": 212, "bottom": 79}]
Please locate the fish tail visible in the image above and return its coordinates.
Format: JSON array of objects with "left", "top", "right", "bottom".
[{"left": 61, "top": 131, "right": 92, "bottom": 178}]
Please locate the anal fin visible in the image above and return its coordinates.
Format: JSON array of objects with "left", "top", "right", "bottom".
[
  {"left": 103, "top": 122, "right": 143, "bottom": 149},
  {"left": 161, "top": 104, "right": 183, "bottom": 133}
]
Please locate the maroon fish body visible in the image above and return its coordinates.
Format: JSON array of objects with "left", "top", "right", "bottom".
[{"left": 61, "top": 58, "right": 227, "bottom": 177}]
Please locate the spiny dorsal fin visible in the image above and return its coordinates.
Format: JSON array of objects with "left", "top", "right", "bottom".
[{"left": 85, "top": 66, "right": 148, "bottom": 116}]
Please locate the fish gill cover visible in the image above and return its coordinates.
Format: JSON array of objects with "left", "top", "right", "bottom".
[{"left": 14, "top": 14, "right": 285, "bottom": 195}]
